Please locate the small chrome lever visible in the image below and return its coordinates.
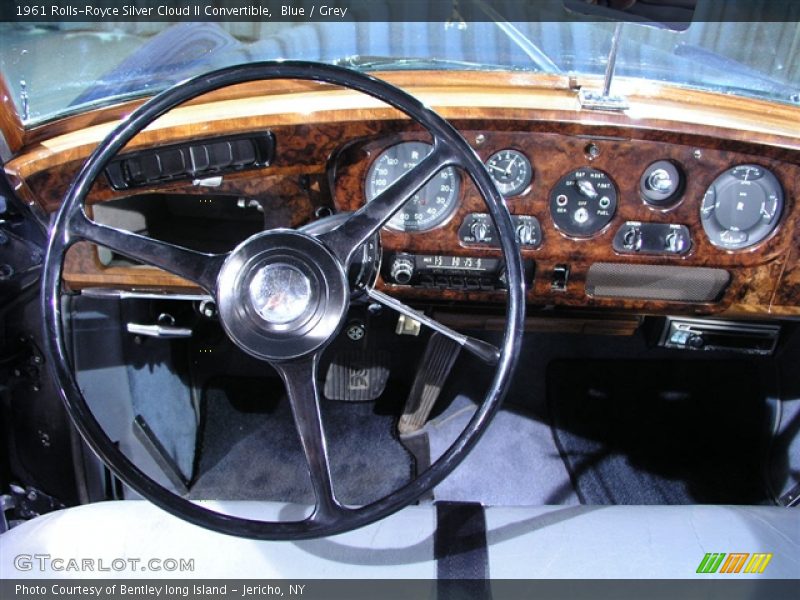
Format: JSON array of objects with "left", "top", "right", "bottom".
[{"left": 366, "top": 288, "right": 500, "bottom": 365}]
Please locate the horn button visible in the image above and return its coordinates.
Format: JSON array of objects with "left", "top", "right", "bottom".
[
  {"left": 216, "top": 230, "right": 349, "bottom": 361},
  {"left": 249, "top": 264, "right": 312, "bottom": 325}
]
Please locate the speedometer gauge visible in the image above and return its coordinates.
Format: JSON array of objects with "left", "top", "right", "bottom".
[
  {"left": 366, "top": 141, "right": 460, "bottom": 232},
  {"left": 485, "top": 149, "right": 532, "bottom": 197}
]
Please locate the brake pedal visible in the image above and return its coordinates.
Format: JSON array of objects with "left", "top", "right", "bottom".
[
  {"left": 323, "top": 350, "right": 390, "bottom": 401},
  {"left": 398, "top": 333, "right": 461, "bottom": 435}
]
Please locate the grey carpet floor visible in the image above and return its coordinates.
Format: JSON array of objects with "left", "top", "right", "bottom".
[
  {"left": 421, "top": 328, "right": 781, "bottom": 507},
  {"left": 424, "top": 395, "right": 580, "bottom": 506},
  {"left": 189, "top": 377, "right": 414, "bottom": 505}
]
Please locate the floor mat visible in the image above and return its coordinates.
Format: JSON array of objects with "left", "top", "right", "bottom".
[
  {"left": 189, "top": 377, "right": 413, "bottom": 505},
  {"left": 424, "top": 396, "right": 580, "bottom": 506},
  {"left": 547, "top": 360, "right": 770, "bottom": 505}
]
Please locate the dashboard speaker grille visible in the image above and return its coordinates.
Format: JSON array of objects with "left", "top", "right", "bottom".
[{"left": 586, "top": 263, "right": 730, "bottom": 302}]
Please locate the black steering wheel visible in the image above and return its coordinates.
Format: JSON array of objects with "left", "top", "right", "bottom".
[{"left": 41, "top": 61, "right": 525, "bottom": 540}]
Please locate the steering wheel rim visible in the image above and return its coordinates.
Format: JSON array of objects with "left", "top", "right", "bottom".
[{"left": 41, "top": 61, "right": 525, "bottom": 540}]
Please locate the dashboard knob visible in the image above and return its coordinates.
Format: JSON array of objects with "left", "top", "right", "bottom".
[
  {"left": 470, "top": 221, "right": 490, "bottom": 242},
  {"left": 622, "top": 226, "right": 642, "bottom": 251},
  {"left": 640, "top": 160, "right": 684, "bottom": 207},
  {"left": 687, "top": 333, "right": 705, "bottom": 349},
  {"left": 573, "top": 207, "right": 590, "bottom": 224},
  {"left": 665, "top": 230, "right": 687, "bottom": 253},
  {"left": 646, "top": 168, "right": 673, "bottom": 193},
  {"left": 390, "top": 257, "right": 414, "bottom": 285},
  {"left": 577, "top": 179, "right": 598, "bottom": 199},
  {"left": 516, "top": 223, "right": 534, "bottom": 245}
]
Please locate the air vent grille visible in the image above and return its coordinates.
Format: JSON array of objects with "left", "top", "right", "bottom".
[{"left": 105, "top": 132, "right": 274, "bottom": 190}]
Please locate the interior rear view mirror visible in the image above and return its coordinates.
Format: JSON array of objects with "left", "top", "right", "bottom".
[{"left": 563, "top": 0, "right": 696, "bottom": 31}]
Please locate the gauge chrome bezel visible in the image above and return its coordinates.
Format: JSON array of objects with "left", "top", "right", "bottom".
[
  {"left": 485, "top": 148, "right": 533, "bottom": 197},
  {"left": 365, "top": 141, "right": 461, "bottom": 232}
]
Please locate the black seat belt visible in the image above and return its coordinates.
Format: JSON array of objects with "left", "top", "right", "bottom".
[{"left": 435, "top": 501, "right": 492, "bottom": 599}]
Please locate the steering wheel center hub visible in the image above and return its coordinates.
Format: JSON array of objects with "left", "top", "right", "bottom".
[
  {"left": 249, "top": 263, "right": 313, "bottom": 325},
  {"left": 216, "top": 230, "right": 349, "bottom": 361}
]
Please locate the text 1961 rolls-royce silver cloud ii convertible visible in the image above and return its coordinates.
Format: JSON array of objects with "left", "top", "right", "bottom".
[{"left": 0, "top": 0, "right": 798, "bottom": 594}]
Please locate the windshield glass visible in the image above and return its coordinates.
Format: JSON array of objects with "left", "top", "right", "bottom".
[{"left": 1, "top": 10, "right": 798, "bottom": 124}]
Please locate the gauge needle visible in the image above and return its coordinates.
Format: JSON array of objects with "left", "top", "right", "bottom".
[
  {"left": 504, "top": 155, "right": 518, "bottom": 176},
  {"left": 487, "top": 163, "right": 506, "bottom": 174}
]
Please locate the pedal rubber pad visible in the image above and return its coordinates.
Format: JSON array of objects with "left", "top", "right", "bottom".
[
  {"left": 323, "top": 350, "right": 390, "bottom": 401},
  {"left": 398, "top": 333, "right": 461, "bottom": 435}
]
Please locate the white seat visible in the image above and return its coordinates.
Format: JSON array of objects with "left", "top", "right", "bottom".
[{"left": 1, "top": 501, "right": 798, "bottom": 579}]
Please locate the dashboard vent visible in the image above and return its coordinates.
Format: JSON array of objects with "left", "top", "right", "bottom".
[
  {"left": 105, "top": 132, "right": 274, "bottom": 190},
  {"left": 586, "top": 263, "right": 730, "bottom": 303}
]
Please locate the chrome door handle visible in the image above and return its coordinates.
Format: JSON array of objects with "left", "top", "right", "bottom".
[{"left": 126, "top": 313, "right": 192, "bottom": 339}]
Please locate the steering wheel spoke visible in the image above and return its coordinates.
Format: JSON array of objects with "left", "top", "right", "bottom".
[
  {"left": 68, "top": 210, "right": 226, "bottom": 294},
  {"left": 320, "top": 142, "right": 459, "bottom": 264},
  {"left": 272, "top": 354, "right": 348, "bottom": 523}
]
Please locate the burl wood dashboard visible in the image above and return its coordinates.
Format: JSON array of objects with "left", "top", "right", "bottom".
[{"left": 4, "top": 72, "right": 800, "bottom": 318}]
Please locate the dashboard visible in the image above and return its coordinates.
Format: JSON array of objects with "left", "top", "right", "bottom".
[
  {"left": 331, "top": 120, "right": 799, "bottom": 318},
  {"left": 4, "top": 71, "right": 800, "bottom": 319}
]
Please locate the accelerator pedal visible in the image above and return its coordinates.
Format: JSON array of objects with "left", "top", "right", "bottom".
[
  {"left": 323, "top": 350, "right": 390, "bottom": 401},
  {"left": 398, "top": 332, "right": 461, "bottom": 435}
]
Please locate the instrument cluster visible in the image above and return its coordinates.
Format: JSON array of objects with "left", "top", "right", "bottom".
[{"left": 364, "top": 142, "right": 785, "bottom": 254}]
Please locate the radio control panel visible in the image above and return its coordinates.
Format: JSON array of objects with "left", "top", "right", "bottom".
[{"left": 382, "top": 253, "right": 534, "bottom": 290}]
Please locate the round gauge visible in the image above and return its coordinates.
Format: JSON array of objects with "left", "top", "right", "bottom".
[
  {"left": 365, "top": 141, "right": 460, "bottom": 232},
  {"left": 549, "top": 167, "right": 618, "bottom": 237},
  {"left": 485, "top": 149, "right": 532, "bottom": 197},
  {"left": 700, "top": 164, "right": 783, "bottom": 250}
]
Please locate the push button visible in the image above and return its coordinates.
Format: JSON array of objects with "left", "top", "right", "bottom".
[{"left": 448, "top": 276, "right": 465, "bottom": 289}]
